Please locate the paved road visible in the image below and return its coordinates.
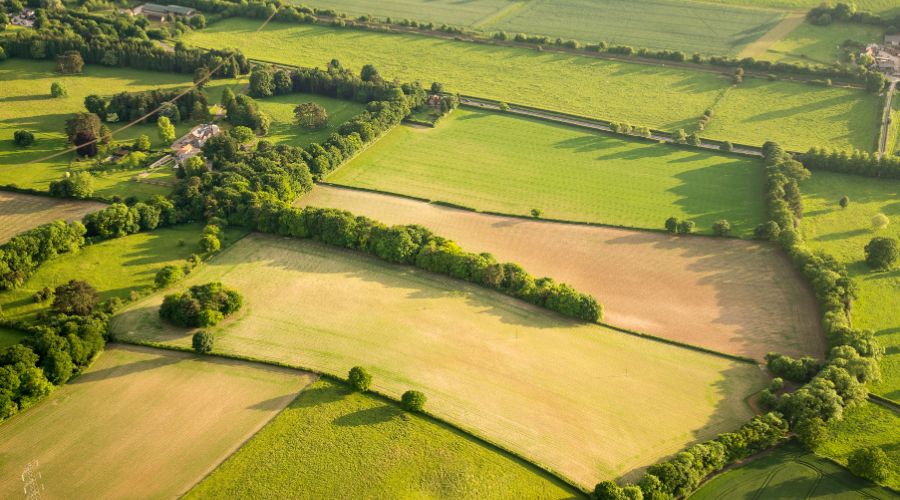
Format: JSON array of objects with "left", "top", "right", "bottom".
[
  {"left": 877, "top": 79, "right": 897, "bottom": 159},
  {"left": 459, "top": 96, "right": 764, "bottom": 157}
]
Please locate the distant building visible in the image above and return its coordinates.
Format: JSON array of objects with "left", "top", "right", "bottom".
[
  {"left": 172, "top": 123, "right": 220, "bottom": 166},
  {"left": 886, "top": 34, "right": 900, "bottom": 47},
  {"left": 133, "top": 3, "right": 197, "bottom": 22},
  {"left": 10, "top": 9, "right": 36, "bottom": 27}
]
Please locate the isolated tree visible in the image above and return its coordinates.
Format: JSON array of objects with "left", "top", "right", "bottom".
[
  {"left": 864, "top": 237, "right": 899, "bottom": 270},
  {"left": 360, "top": 64, "right": 380, "bottom": 82},
  {"left": 157, "top": 116, "right": 176, "bottom": 145},
  {"left": 229, "top": 125, "right": 255, "bottom": 144},
  {"left": 665, "top": 216, "right": 678, "bottom": 233},
  {"left": 530, "top": 208, "right": 543, "bottom": 218},
  {"left": 133, "top": 134, "right": 151, "bottom": 152},
  {"left": 871, "top": 213, "right": 889, "bottom": 231},
  {"left": 294, "top": 102, "right": 329, "bottom": 130},
  {"left": 13, "top": 130, "right": 34, "bottom": 147},
  {"left": 848, "top": 447, "right": 890, "bottom": 482},
  {"left": 52, "top": 280, "right": 99, "bottom": 316},
  {"left": 401, "top": 390, "right": 426, "bottom": 412},
  {"left": 65, "top": 112, "right": 102, "bottom": 156},
  {"left": 154, "top": 265, "right": 184, "bottom": 288},
  {"left": 192, "top": 331, "right": 214, "bottom": 354},
  {"left": 348, "top": 366, "right": 372, "bottom": 392},
  {"left": 55, "top": 50, "right": 84, "bottom": 74},
  {"left": 50, "top": 81, "right": 68, "bottom": 98},
  {"left": 712, "top": 219, "right": 731, "bottom": 236},
  {"left": 839, "top": 196, "right": 850, "bottom": 209}
]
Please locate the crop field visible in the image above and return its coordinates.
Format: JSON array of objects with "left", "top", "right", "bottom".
[
  {"left": 703, "top": 0, "right": 900, "bottom": 14},
  {"left": 0, "top": 191, "right": 105, "bottom": 244},
  {"left": 292, "top": 0, "right": 514, "bottom": 27},
  {"left": 184, "top": 19, "right": 880, "bottom": 151},
  {"left": 818, "top": 403, "right": 900, "bottom": 490},
  {"left": 187, "top": 379, "right": 580, "bottom": 498},
  {"left": 489, "top": 0, "right": 784, "bottom": 55},
  {"left": 327, "top": 108, "right": 767, "bottom": 235},
  {"left": 0, "top": 326, "right": 26, "bottom": 348},
  {"left": 0, "top": 344, "right": 315, "bottom": 499},
  {"left": 799, "top": 172, "right": 900, "bottom": 400},
  {"left": 0, "top": 59, "right": 200, "bottom": 197},
  {"left": 755, "top": 21, "right": 885, "bottom": 66},
  {"left": 0, "top": 223, "right": 248, "bottom": 322},
  {"left": 112, "top": 234, "right": 768, "bottom": 488},
  {"left": 256, "top": 93, "right": 365, "bottom": 147},
  {"left": 702, "top": 78, "right": 882, "bottom": 152},
  {"left": 690, "top": 442, "right": 897, "bottom": 499},
  {"left": 301, "top": 185, "right": 824, "bottom": 360}
]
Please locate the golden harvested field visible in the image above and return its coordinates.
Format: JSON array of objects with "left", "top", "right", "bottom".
[
  {"left": 112, "top": 234, "right": 768, "bottom": 488},
  {"left": 300, "top": 186, "right": 824, "bottom": 360},
  {"left": 0, "top": 191, "right": 105, "bottom": 243},
  {"left": 0, "top": 344, "right": 315, "bottom": 499}
]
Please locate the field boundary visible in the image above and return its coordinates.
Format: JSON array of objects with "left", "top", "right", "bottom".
[
  {"left": 598, "top": 322, "right": 760, "bottom": 365},
  {"left": 112, "top": 338, "right": 590, "bottom": 494}
]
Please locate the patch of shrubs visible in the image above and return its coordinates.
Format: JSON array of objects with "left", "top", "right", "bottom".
[
  {"left": 13, "top": 130, "right": 35, "bottom": 147},
  {"left": 154, "top": 265, "right": 185, "bottom": 289},
  {"left": 348, "top": 366, "right": 372, "bottom": 392},
  {"left": 664, "top": 217, "right": 695, "bottom": 235},
  {"left": 765, "top": 353, "right": 821, "bottom": 383},
  {"left": 192, "top": 331, "right": 214, "bottom": 354},
  {"left": 159, "top": 282, "right": 243, "bottom": 328},
  {"left": 401, "top": 390, "right": 426, "bottom": 412}
]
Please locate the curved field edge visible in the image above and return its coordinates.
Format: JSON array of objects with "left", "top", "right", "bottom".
[
  {"left": 111, "top": 233, "right": 768, "bottom": 488},
  {"left": 185, "top": 378, "right": 582, "bottom": 499},
  {"left": 0, "top": 344, "right": 315, "bottom": 499},
  {"left": 181, "top": 19, "right": 880, "bottom": 151},
  {"left": 299, "top": 185, "right": 824, "bottom": 361}
]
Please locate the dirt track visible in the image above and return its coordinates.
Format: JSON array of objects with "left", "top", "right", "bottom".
[{"left": 300, "top": 185, "right": 824, "bottom": 360}]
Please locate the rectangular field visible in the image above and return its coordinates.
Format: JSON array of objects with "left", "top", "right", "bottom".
[
  {"left": 799, "top": 172, "right": 900, "bottom": 400},
  {"left": 256, "top": 93, "right": 365, "bottom": 148},
  {"left": 112, "top": 233, "right": 769, "bottom": 488},
  {"left": 327, "top": 108, "right": 767, "bottom": 235},
  {"left": 183, "top": 19, "right": 880, "bottom": 151},
  {"left": 0, "top": 344, "right": 315, "bottom": 499},
  {"left": 0, "top": 191, "right": 105, "bottom": 243},
  {"left": 292, "top": 0, "right": 513, "bottom": 27},
  {"left": 0, "top": 223, "right": 248, "bottom": 322},
  {"left": 488, "top": 0, "right": 785, "bottom": 55},
  {"left": 186, "top": 379, "right": 579, "bottom": 499},
  {"left": 301, "top": 185, "right": 824, "bottom": 361}
]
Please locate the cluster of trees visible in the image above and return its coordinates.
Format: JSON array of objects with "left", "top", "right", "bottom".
[
  {"left": 82, "top": 198, "right": 179, "bottom": 239},
  {"left": 294, "top": 102, "right": 329, "bottom": 130},
  {"left": 159, "top": 282, "right": 242, "bottom": 327},
  {"left": 221, "top": 87, "right": 270, "bottom": 134},
  {"left": 865, "top": 236, "right": 898, "bottom": 270},
  {"left": 808, "top": 2, "right": 900, "bottom": 28},
  {"left": 0, "top": 220, "right": 85, "bottom": 291},
  {"left": 664, "top": 217, "right": 695, "bottom": 234},
  {"left": 765, "top": 353, "right": 821, "bottom": 383},
  {"left": 55, "top": 50, "right": 83, "bottom": 73},
  {"left": 800, "top": 147, "right": 900, "bottom": 179},
  {"left": 594, "top": 412, "right": 789, "bottom": 499},
  {"left": 249, "top": 206, "right": 603, "bottom": 322},
  {"left": 0, "top": 280, "right": 108, "bottom": 422},
  {"left": 90, "top": 88, "right": 208, "bottom": 124},
  {"left": 609, "top": 122, "right": 651, "bottom": 138},
  {"left": 49, "top": 171, "right": 95, "bottom": 199},
  {"left": 64, "top": 112, "right": 106, "bottom": 157}
]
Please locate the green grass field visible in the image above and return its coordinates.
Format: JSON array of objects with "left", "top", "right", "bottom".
[
  {"left": 327, "top": 108, "right": 767, "bottom": 235},
  {"left": 701, "top": 0, "right": 900, "bottom": 14},
  {"left": 488, "top": 0, "right": 784, "bottom": 55},
  {"left": 0, "top": 327, "right": 26, "bottom": 348},
  {"left": 0, "top": 344, "right": 315, "bottom": 499},
  {"left": 703, "top": 78, "right": 882, "bottom": 152},
  {"left": 0, "top": 223, "right": 248, "bottom": 322},
  {"left": 818, "top": 403, "right": 900, "bottom": 491},
  {"left": 112, "top": 234, "right": 767, "bottom": 488},
  {"left": 756, "top": 21, "right": 884, "bottom": 66},
  {"left": 292, "top": 0, "right": 513, "bottom": 27},
  {"left": 187, "top": 379, "right": 581, "bottom": 499},
  {"left": 183, "top": 19, "right": 880, "bottom": 151},
  {"left": 256, "top": 93, "right": 365, "bottom": 147},
  {"left": 799, "top": 172, "right": 900, "bottom": 401},
  {"left": 690, "top": 441, "right": 897, "bottom": 499},
  {"left": 886, "top": 94, "right": 900, "bottom": 158}
]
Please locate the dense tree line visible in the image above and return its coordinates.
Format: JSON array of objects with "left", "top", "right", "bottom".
[
  {"left": 96, "top": 89, "right": 208, "bottom": 124},
  {"left": 83, "top": 198, "right": 179, "bottom": 239},
  {"left": 159, "top": 282, "right": 242, "bottom": 327},
  {"left": 800, "top": 147, "right": 900, "bottom": 179}
]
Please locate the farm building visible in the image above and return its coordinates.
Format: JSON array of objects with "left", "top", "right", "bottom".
[
  {"left": 886, "top": 34, "right": 900, "bottom": 47},
  {"left": 10, "top": 9, "right": 36, "bottom": 27},
  {"left": 172, "top": 123, "right": 220, "bottom": 165},
  {"left": 132, "top": 3, "right": 197, "bottom": 21}
]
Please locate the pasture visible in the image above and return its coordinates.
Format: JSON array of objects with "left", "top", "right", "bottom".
[
  {"left": 818, "top": 403, "right": 900, "bottom": 490},
  {"left": 702, "top": 78, "right": 882, "bottom": 152},
  {"left": 327, "top": 108, "right": 767, "bottom": 235},
  {"left": 292, "top": 0, "right": 513, "bottom": 27},
  {"left": 187, "top": 379, "right": 580, "bottom": 499},
  {"left": 112, "top": 234, "right": 769, "bottom": 488},
  {"left": 0, "top": 59, "right": 196, "bottom": 198},
  {"left": 0, "top": 223, "right": 248, "bottom": 321},
  {"left": 690, "top": 442, "right": 897, "bottom": 499},
  {"left": 256, "top": 93, "right": 365, "bottom": 147},
  {"left": 886, "top": 95, "right": 900, "bottom": 158},
  {"left": 799, "top": 172, "right": 900, "bottom": 400},
  {"left": 301, "top": 185, "right": 824, "bottom": 360},
  {"left": 488, "top": 0, "right": 784, "bottom": 55},
  {"left": 702, "top": 0, "right": 900, "bottom": 14},
  {"left": 0, "top": 191, "right": 105, "bottom": 243},
  {"left": 755, "top": 21, "right": 884, "bottom": 66},
  {"left": 0, "top": 327, "right": 26, "bottom": 348},
  {"left": 183, "top": 19, "right": 880, "bottom": 151},
  {"left": 0, "top": 344, "right": 315, "bottom": 499}
]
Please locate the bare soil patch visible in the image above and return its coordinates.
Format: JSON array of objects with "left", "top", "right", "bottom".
[
  {"left": 300, "top": 185, "right": 824, "bottom": 360},
  {"left": 0, "top": 191, "right": 105, "bottom": 243}
]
